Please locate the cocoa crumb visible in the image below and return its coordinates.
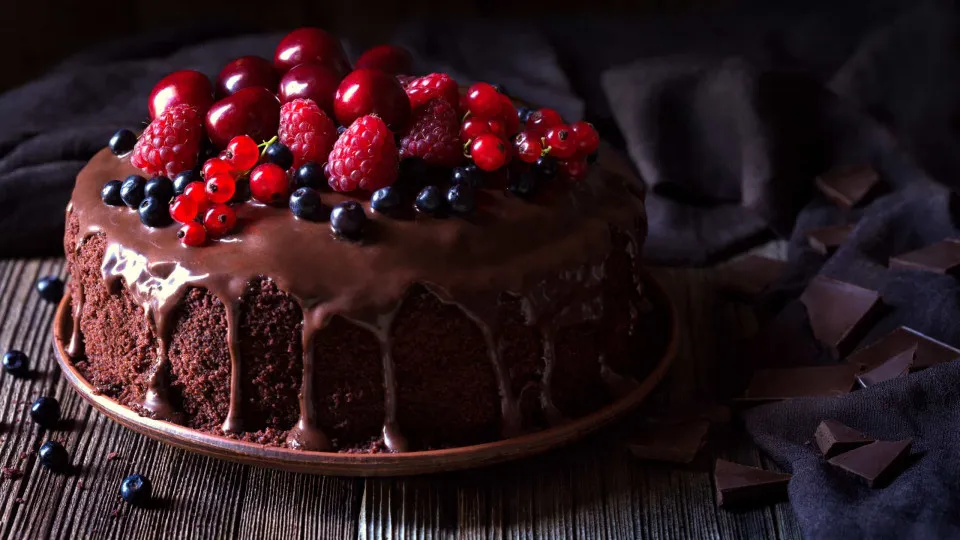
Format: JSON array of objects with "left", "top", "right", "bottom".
[
  {"left": 77, "top": 479, "right": 85, "bottom": 489},
  {"left": 106, "top": 452, "right": 119, "bottom": 462},
  {"left": 1, "top": 466, "right": 23, "bottom": 480},
  {"left": 13, "top": 498, "right": 26, "bottom": 505},
  {"left": 110, "top": 506, "right": 121, "bottom": 518}
]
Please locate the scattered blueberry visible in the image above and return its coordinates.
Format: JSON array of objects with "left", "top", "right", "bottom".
[
  {"left": 337, "top": 125, "right": 347, "bottom": 136},
  {"left": 38, "top": 441, "right": 68, "bottom": 472},
  {"left": 138, "top": 197, "right": 172, "bottom": 228},
  {"left": 451, "top": 165, "right": 483, "bottom": 188},
  {"left": 371, "top": 186, "right": 402, "bottom": 216},
  {"left": 263, "top": 142, "right": 294, "bottom": 170},
  {"left": 30, "top": 396, "right": 60, "bottom": 428},
  {"left": 586, "top": 150, "right": 599, "bottom": 164},
  {"left": 330, "top": 201, "right": 368, "bottom": 240},
  {"left": 120, "top": 175, "right": 147, "bottom": 208},
  {"left": 144, "top": 176, "right": 174, "bottom": 203},
  {"left": 293, "top": 162, "right": 326, "bottom": 190},
  {"left": 446, "top": 184, "right": 476, "bottom": 215},
  {"left": 415, "top": 186, "right": 444, "bottom": 215},
  {"left": 120, "top": 474, "right": 153, "bottom": 506},
  {"left": 532, "top": 156, "right": 558, "bottom": 183},
  {"left": 172, "top": 169, "right": 201, "bottom": 195},
  {"left": 517, "top": 106, "right": 534, "bottom": 124},
  {"left": 36, "top": 276, "right": 64, "bottom": 304},
  {"left": 289, "top": 188, "right": 328, "bottom": 221},
  {"left": 509, "top": 168, "right": 537, "bottom": 198},
  {"left": 491, "top": 83, "right": 508, "bottom": 95},
  {"left": 231, "top": 179, "right": 252, "bottom": 203},
  {"left": 108, "top": 129, "right": 137, "bottom": 156},
  {"left": 199, "top": 138, "right": 218, "bottom": 161},
  {"left": 2, "top": 350, "right": 28, "bottom": 377},
  {"left": 101, "top": 180, "right": 124, "bottom": 206}
]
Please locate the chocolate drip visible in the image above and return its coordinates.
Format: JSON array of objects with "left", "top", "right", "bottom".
[
  {"left": 221, "top": 301, "right": 243, "bottom": 433},
  {"left": 351, "top": 306, "right": 408, "bottom": 453},
  {"left": 66, "top": 280, "right": 84, "bottom": 358},
  {"left": 286, "top": 306, "right": 332, "bottom": 451}
]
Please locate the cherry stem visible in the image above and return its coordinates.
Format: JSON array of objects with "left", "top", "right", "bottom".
[{"left": 258, "top": 136, "right": 278, "bottom": 157}]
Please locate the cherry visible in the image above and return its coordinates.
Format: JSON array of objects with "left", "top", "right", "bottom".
[
  {"left": 544, "top": 125, "right": 577, "bottom": 159},
  {"left": 274, "top": 28, "right": 350, "bottom": 76},
  {"left": 470, "top": 134, "right": 509, "bottom": 172},
  {"left": 205, "top": 173, "right": 237, "bottom": 203},
  {"left": 216, "top": 56, "right": 278, "bottom": 98},
  {"left": 250, "top": 163, "right": 290, "bottom": 204},
  {"left": 465, "top": 83, "right": 501, "bottom": 118},
  {"left": 178, "top": 222, "right": 207, "bottom": 247},
  {"left": 354, "top": 45, "right": 413, "bottom": 75},
  {"left": 527, "top": 108, "right": 564, "bottom": 136},
  {"left": 224, "top": 135, "right": 259, "bottom": 171},
  {"left": 570, "top": 121, "right": 600, "bottom": 157},
  {"left": 278, "top": 63, "right": 341, "bottom": 115},
  {"left": 559, "top": 159, "right": 589, "bottom": 181},
  {"left": 204, "top": 204, "right": 237, "bottom": 237},
  {"left": 333, "top": 69, "right": 411, "bottom": 131},
  {"left": 149, "top": 70, "right": 214, "bottom": 120},
  {"left": 202, "top": 158, "right": 233, "bottom": 180},
  {"left": 515, "top": 137, "right": 543, "bottom": 164},
  {"left": 169, "top": 195, "right": 199, "bottom": 224},
  {"left": 205, "top": 87, "right": 281, "bottom": 148},
  {"left": 460, "top": 117, "right": 491, "bottom": 144}
]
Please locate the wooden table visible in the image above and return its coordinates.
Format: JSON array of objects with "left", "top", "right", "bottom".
[{"left": 0, "top": 251, "right": 802, "bottom": 539}]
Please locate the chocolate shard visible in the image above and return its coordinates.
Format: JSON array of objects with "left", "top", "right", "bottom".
[
  {"left": 714, "top": 459, "right": 791, "bottom": 508},
  {"left": 626, "top": 419, "right": 710, "bottom": 464},
  {"left": 857, "top": 345, "right": 916, "bottom": 388},
  {"left": 739, "top": 365, "right": 858, "bottom": 401},
  {"left": 718, "top": 255, "right": 786, "bottom": 300},
  {"left": 889, "top": 239, "right": 960, "bottom": 276},
  {"left": 827, "top": 439, "right": 913, "bottom": 488},
  {"left": 847, "top": 326, "right": 960, "bottom": 371},
  {"left": 800, "top": 276, "right": 884, "bottom": 358},
  {"left": 806, "top": 224, "right": 854, "bottom": 256},
  {"left": 814, "top": 420, "right": 874, "bottom": 458},
  {"left": 814, "top": 165, "right": 881, "bottom": 209}
]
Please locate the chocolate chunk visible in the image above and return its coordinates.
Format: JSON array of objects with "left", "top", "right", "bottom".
[
  {"left": 814, "top": 420, "right": 874, "bottom": 458},
  {"left": 805, "top": 225, "right": 854, "bottom": 256},
  {"left": 714, "top": 459, "right": 791, "bottom": 507},
  {"left": 857, "top": 345, "right": 916, "bottom": 388},
  {"left": 718, "top": 255, "right": 786, "bottom": 300},
  {"left": 814, "top": 165, "right": 881, "bottom": 209},
  {"left": 889, "top": 239, "right": 960, "bottom": 275},
  {"left": 827, "top": 439, "right": 912, "bottom": 488},
  {"left": 739, "top": 365, "right": 858, "bottom": 401},
  {"left": 626, "top": 419, "right": 709, "bottom": 464},
  {"left": 801, "top": 276, "right": 884, "bottom": 358},
  {"left": 848, "top": 326, "right": 960, "bottom": 371}
]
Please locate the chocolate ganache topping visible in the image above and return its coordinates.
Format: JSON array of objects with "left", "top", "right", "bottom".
[{"left": 65, "top": 145, "right": 647, "bottom": 452}]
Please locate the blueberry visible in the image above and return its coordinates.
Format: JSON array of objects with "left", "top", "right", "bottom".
[
  {"left": 138, "top": 197, "right": 172, "bottom": 228},
  {"left": 451, "top": 165, "right": 483, "bottom": 188},
  {"left": 491, "top": 83, "right": 508, "bottom": 95},
  {"left": 293, "top": 162, "right": 326, "bottom": 190},
  {"left": 446, "top": 184, "right": 476, "bottom": 215},
  {"left": 36, "top": 276, "right": 64, "bottom": 304},
  {"left": 263, "top": 142, "right": 294, "bottom": 170},
  {"left": 173, "top": 169, "right": 201, "bottom": 195},
  {"left": 38, "top": 441, "right": 68, "bottom": 472},
  {"left": 101, "top": 180, "right": 124, "bottom": 206},
  {"left": 371, "top": 186, "right": 402, "bottom": 216},
  {"left": 509, "top": 168, "right": 537, "bottom": 198},
  {"left": 2, "top": 350, "right": 28, "bottom": 377},
  {"left": 108, "top": 129, "right": 137, "bottom": 156},
  {"left": 587, "top": 150, "right": 599, "bottom": 164},
  {"left": 120, "top": 474, "right": 153, "bottom": 507},
  {"left": 30, "top": 396, "right": 60, "bottom": 428},
  {"left": 337, "top": 125, "right": 347, "bottom": 136},
  {"left": 289, "top": 188, "right": 328, "bottom": 221},
  {"left": 532, "top": 156, "right": 558, "bottom": 182},
  {"left": 330, "top": 201, "right": 367, "bottom": 240},
  {"left": 199, "top": 138, "right": 218, "bottom": 161},
  {"left": 517, "top": 106, "right": 535, "bottom": 124},
  {"left": 231, "top": 179, "right": 251, "bottom": 203},
  {"left": 120, "top": 175, "right": 146, "bottom": 208},
  {"left": 144, "top": 176, "right": 174, "bottom": 203},
  {"left": 415, "top": 186, "right": 444, "bottom": 215}
]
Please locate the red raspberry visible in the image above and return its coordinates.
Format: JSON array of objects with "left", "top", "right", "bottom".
[
  {"left": 404, "top": 73, "right": 460, "bottom": 112},
  {"left": 131, "top": 104, "right": 202, "bottom": 177},
  {"left": 399, "top": 99, "right": 462, "bottom": 167},
  {"left": 278, "top": 98, "right": 338, "bottom": 169},
  {"left": 327, "top": 115, "right": 399, "bottom": 192}
]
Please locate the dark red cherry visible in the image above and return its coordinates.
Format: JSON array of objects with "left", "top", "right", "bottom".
[
  {"left": 205, "top": 87, "right": 281, "bottom": 148},
  {"left": 274, "top": 28, "right": 350, "bottom": 76},
  {"left": 333, "top": 69, "right": 411, "bottom": 131},
  {"left": 354, "top": 45, "right": 413, "bottom": 75},
  {"left": 278, "top": 63, "right": 342, "bottom": 115},
  {"left": 149, "top": 70, "right": 214, "bottom": 120},
  {"left": 216, "top": 56, "right": 278, "bottom": 98}
]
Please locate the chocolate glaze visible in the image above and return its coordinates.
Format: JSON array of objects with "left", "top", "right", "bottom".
[{"left": 66, "top": 146, "right": 647, "bottom": 452}]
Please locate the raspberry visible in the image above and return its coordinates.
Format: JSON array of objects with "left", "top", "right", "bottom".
[
  {"left": 131, "top": 104, "right": 202, "bottom": 177},
  {"left": 278, "top": 98, "right": 338, "bottom": 169},
  {"left": 327, "top": 115, "right": 399, "bottom": 192},
  {"left": 399, "top": 99, "right": 462, "bottom": 167},
  {"left": 403, "top": 73, "right": 460, "bottom": 112}
]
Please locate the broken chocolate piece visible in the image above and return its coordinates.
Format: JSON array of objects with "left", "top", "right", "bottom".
[
  {"left": 847, "top": 326, "right": 960, "bottom": 371},
  {"left": 806, "top": 225, "right": 854, "bottom": 256},
  {"left": 814, "top": 165, "right": 881, "bottom": 209},
  {"left": 714, "top": 459, "right": 791, "bottom": 507},
  {"left": 889, "top": 239, "right": 960, "bottom": 275},
  {"left": 740, "top": 365, "right": 858, "bottom": 401},
  {"left": 801, "top": 276, "right": 884, "bottom": 358},
  {"left": 857, "top": 345, "right": 916, "bottom": 388},
  {"left": 827, "top": 439, "right": 912, "bottom": 488},
  {"left": 814, "top": 420, "right": 874, "bottom": 458},
  {"left": 718, "top": 255, "right": 786, "bottom": 300},
  {"left": 626, "top": 419, "right": 710, "bottom": 464}
]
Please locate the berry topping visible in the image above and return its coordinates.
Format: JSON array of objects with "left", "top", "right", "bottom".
[
  {"left": 109, "top": 129, "right": 137, "bottom": 156},
  {"left": 216, "top": 56, "right": 278, "bottom": 97},
  {"left": 327, "top": 115, "right": 399, "bottom": 192},
  {"left": 570, "top": 121, "right": 600, "bottom": 158},
  {"left": 465, "top": 83, "right": 502, "bottom": 118},
  {"left": 330, "top": 201, "right": 367, "bottom": 240},
  {"left": 2, "top": 350, "right": 28, "bottom": 377},
  {"left": 279, "top": 99, "right": 338, "bottom": 169},
  {"left": 120, "top": 175, "right": 146, "bottom": 207},
  {"left": 517, "top": 106, "right": 535, "bottom": 123},
  {"left": 499, "top": 95, "right": 520, "bottom": 137},
  {"left": 587, "top": 151, "right": 599, "bottom": 164},
  {"left": 30, "top": 396, "right": 60, "bottom": 428},
  {"left": 131, "top": 104, "right": 203, "bottom": 177},
  {"left": 289, "top": 187, "right": 328, "bottom": 221},
  {"left": 491, "top": 83, "right": 508, "bottom": 95},
  {"left": 559, "top": 159, "right": 589, "bottom": 181},
  {"left": 293, "top": 162, "right": 326, "bottom": 190},
  {"left": 371, "top": 186, "right": 402, "bottom": 215},
  {"left": 469, "top": 134, "right": 509, "bottom": 172},
  {"left": 274, "top": 28, "right": 350, "bottom": 76},
  {"left": 278, "top": 63, "right": 341, "bottom": 115},
  {"left": 460, "top": 117, "right": 492, "bottom": 144},
  {"left": 486, "top": 118, "right": 506, "bottom": 139},
  {"left": 544, "top": 125, "right": 576, "bottom": 159},
  {"left": 173, "top": 169, "right": 201, "bottom": 195},
  {"left": 333, "top": 69, "right": 411, "bottom": 131},
  {"left": 36, "top": 276, "right": 64, "bottom": 304},
  {"left": 515, "top": 135, "right": 544, "bottom": 164},
  {"left": 446, "top": 184, "right": 476, "bottom": 215},
  {"left": 101, "top": 180, "right": 124, "bottom": 206},
  {"left": 138, "top": 197, "right": 173, "bottom": 228},
  {"left": 120, "top": 474, "right": 153, "bottom": 507},
  {"left": 169, "top": 195, "right": 199, "bottom": 224},
  {"left": 144, "top": 176, "right": 174, "bottom": 202},
  {"left": 509, "top": 169, "right": 537, "bottom": 198},
  {"left": 527, "top": 108, "right": 564, "bottom": 136},
  {"left": 263, "top": 141, "right": 295, "bottom": 170},
  {"left": 231, "top": 179, "right": 252, "bottom": 204},
  {"left": 183, "top": 181, "right": 209, "bottom": 212},
  {"left": 205, "top": 87, "right": 281, "bottom": 149},
  {"left": 414, "top": 185, "right": 444, "bottom": 215},
  {"left": 148, "top": 70, "right": 214, "bottom": 120},
  {"left": 202, "top": 157, "right": 233, "bottom": 180},
  {"left": 224, "top": 135, "right": 260, "bottom": 171},
  {"left": 399, "top": 99, "right": 462, "bottom": 167},
  {"left": 38, "top": 441, "right": 68, "bottom": 472},
  {"left": 249, "top": 163, "right": 290, "bottom": 204},
  {"left": 337, "top": 125, "right": 347, "bottom": 135},
  {"left": 404, "top": 73, "right": 460, "bottom": 112},
  {"left": 533, "top": 156, "right": 559, "bottom": 182},
  {"left": 355, "top": 45, "right": 413, "bottom": 75},
  {"left": 204, "top": 204, "right": 237, "bottom": 237},
  {"left": 451, "top": 165, "right": 483, "bottom": 188},
  {"left": 177, "top": 222, "right": 207, "bottom": 247}
]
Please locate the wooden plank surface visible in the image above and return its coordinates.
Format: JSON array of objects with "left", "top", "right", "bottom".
[{"left": 0, "top": 255, "right": 800, "bottom": 539}]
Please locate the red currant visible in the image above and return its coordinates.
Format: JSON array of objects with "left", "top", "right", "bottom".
[
  {"left": 177, "top": 222, "right": 207, "bottom": 247},
  {"left": 205, "top": 173, "right": 237, "bottom": 204},
  {"left": 515, "top": 137, "right": 543, "bottom": 164},
  {"left": 527, "top": 108, "right": 563, "bottom": 136},
  {"left": 225, "top": 135, "right": 259, "bottom": 171},
  {"left": 460, "top": 117, "right": 491, "bottom": 144},
  {"left": 487, "top": 118, "right": 506, "bottom": 139},
  {"left": 544, "top": 125, "right": 577, "bottom": 159},
  {"left": 249, "top": 163, "right": 290, "bottom": 204},
  {"left": 202, "top": 158, "right": 233, "bottom": 179},
  {"left": 183, "top": 181, "right": 211, "bottom": 215},
  {"left": 169, "top": 194, "right": 199, "bottom": 224},
  {"left": 465, "top": 83, "right": 501, "bottom": 118},
  {"left": 499, "top": 95, "right": 519, "bottom": 136},
  {"left": 204, "top": 204, "right": 237, "bottom": 237},
  {"left": 570, "top": 121, "right": 599, "bottom": 157},
  {"left": 559, "top": 159, "right": 589, "bottom": 181},
  {"left": 470, "top": 134, "right": 509, "bottom": 172}
]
